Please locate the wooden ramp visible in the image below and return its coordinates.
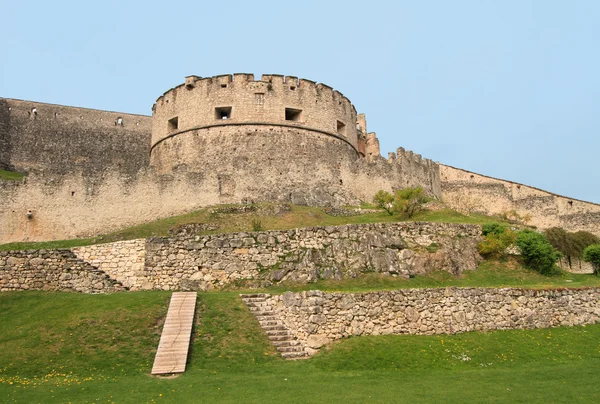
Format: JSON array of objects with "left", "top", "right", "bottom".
[{"left": 151, "top": 292, "right": 197, "bottom": 375}]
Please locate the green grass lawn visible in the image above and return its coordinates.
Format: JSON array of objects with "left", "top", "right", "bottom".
[{"left": 1, "top": 291, "right": 599, "bottom": 403}]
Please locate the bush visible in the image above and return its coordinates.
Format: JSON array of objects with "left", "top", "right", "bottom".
[
  {"left": 394, "top": 187, "right": 427, "bottom": 218},
  {"left": 482, "top": 223, "right": 508, "bottom": 237},
  {"left": 372, "top": 190, "right": 395, "bottom": 215},
  {"left": 515, "top": 230, "right": 560, "bottom": 275},
  {"left": 583, "top": 244, "right": 600, "bottom": 276},
  {"left": 478, "top": 224, "right": 516, "bottom": 258}
]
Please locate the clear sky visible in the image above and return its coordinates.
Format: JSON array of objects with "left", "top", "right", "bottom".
[{"left": 2, "top": 0, "right": 599, "bottom": 203}]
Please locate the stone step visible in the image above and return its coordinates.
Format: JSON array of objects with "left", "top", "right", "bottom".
[
  {"left": 278, "top": 346, "right": 306, "bottom": 353},
  {"left": 240, "top": 293, "right": 270, "bottom": 299},
  {"left": 268, "top": 334, "right": 294, "bottom": 342},
  {"left": 259, "top": 320, "right": 281, "bottom": 326},
  {"left": 266, "top": 330, "right": 291, "bottom": 336},
  {"left": 281, "top": 352, "right": 309, "bottom": 360},
  {"left": 242, "top": 297, "right": 269, "bottom": 303},
  {"left": 272, "top": 340, "right": 301, "bottom": 347},
  {"left": 256, "top": 315, "right": 278, "bottom": 321},
  {"left": 262, "top": 325, "right": 287, "bottom": 331}
]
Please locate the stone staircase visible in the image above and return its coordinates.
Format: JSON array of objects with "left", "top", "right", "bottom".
[{"left": 240, "top": 293, "right": 308, "bottom": 360}]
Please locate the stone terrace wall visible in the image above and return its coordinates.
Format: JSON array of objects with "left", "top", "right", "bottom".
[
  {"left": 72, "top": 239, "right": 146, "bottom": 289},
  {"left": 0, "top": 249, "right": 124, "bottom": 293},
  {"left": 440, "top": 164, "right": 600, "bottom": 236},
  {"left": 145, "top": 222, "right": 482, "bottom": 291},
  {"left": 267, "top": 287, "right": 600, "bottom": 355}
]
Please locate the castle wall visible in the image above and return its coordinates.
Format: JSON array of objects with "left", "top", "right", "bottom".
[
  {"left": 151, "top": 74, "right": 358, "bottom": 153},
  {"left": 0, "top": 98, "right": 152, "bottom": 177},
  {"left": 149, "top": 125, "right": 360, "bottom": 205},
  {"left": 440, "top": 165, "right": 600, "bottom": 236},
  {"left": 266, "top": 287, "right": 600, "bottom": 355},
  {"left": 0, "top": 99, "right": 12, "bottom": 170}
]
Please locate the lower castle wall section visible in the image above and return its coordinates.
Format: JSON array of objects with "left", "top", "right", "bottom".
[
  {"left": 0, "top": 249, "right": 124, "bottom": 293},
  {"left": 266, "top": 287, "right": 600, "bottom": 355},
  {"left": 440, "top": 165, "right": 600, "bottom": 236},
  {"left": 143, "top": 222, "right": 481, "bottom": 291}
]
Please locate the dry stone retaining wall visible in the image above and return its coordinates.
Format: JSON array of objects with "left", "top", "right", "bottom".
[
  {"left": 144, "top": 222, "right": 482, "bottom": 291},
  {"left": 72, "top": 239, "right": 146, "bottom": 289},
  {"left": 0, "top": 249, "right": 124, "bottom": 293},
  {"left": 266, "top": 287, "right": 600, "bottom": 355}
]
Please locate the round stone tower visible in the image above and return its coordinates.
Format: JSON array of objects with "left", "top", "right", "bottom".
[{"left": 149, "top": 74, "right": 365, "bottom": 205}]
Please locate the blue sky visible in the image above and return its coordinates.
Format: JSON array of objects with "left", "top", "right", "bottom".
[{"left": 2, "top": 0, "right": 599, "bottom": 203}]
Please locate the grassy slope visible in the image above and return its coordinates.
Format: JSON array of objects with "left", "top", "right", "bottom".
[
  {"left": 0, "top": 204, "right": 501, "bottom": 251},
  {"left": 1, "top": 291, "right": 599, "bottom": 403}
]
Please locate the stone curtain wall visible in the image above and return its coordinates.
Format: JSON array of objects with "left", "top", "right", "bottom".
[
  {"left": 72, "top": 239, "right": 146, "bottom": 289},
  {"left": 266, "top": 287, "right": 600, "bottom": 355},
  {"left": 0, "top": 250, "right": 124, "bottom": 293},
  {"left": 144, "top": 222, "right": 482, "bottom": 291},
  {"left": 440, "top": 164, "right": 600, "bottom": 236}
]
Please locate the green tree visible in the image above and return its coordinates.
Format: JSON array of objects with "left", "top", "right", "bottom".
[
  {"left": 544, "top": 227, "right": 598, "bottom": 267},
  {"left": 394, "top": 187, "right": 427, "bottom": 218},
  {"left": 515, "top": 230, "right": 560, "bottom": 275},
  {"left": 583, "top": 244, "right": 600, "bottom": 276},
  {"left": 373, "top": 190, "right": 395, "bottom": 215}
]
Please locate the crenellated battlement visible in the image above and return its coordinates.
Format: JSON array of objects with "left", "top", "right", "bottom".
[
  {"left": 151, "top": 74, "right": 360, "bottom": 153},
  {"left": 387, "top": 147, "right": 437, "bottom": 169}
]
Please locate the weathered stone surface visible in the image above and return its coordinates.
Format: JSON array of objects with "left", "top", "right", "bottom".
[{"left": 266, "top": 287, "right": 600, "bottom": 356}]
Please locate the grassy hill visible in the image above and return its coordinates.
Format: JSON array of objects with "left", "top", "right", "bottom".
[
  {"left": 1, "top": 290, "right": 599, "bottom": 403},
  {"left": 2, "top": 203, "right": 599, "bottom": 402}
]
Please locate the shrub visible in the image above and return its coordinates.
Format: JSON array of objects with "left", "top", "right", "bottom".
[
  {"left": 482, "top": 223, "right": 508, "bottom": 237},
  {"left": 583, "top": 244, "right": 600, "bottom": 276},
  {"left": 251, "top": 219, "right": 263, "bottom": 232},
  {"left": 372, "top": 190, "right": 395, "bottom": 215},
  {"left": 478, "top": 224, "right": 516, "bottom": 258},
  {"left": 394, "top": 187, "right": 427, "bottom": 218},
  {"left": 515, "top": 230, "right": 560, "bottom": 275}
]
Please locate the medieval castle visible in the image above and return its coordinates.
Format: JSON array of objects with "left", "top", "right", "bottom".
[{"left": 1, "top": 73, "right": 599, "bottom": 243}]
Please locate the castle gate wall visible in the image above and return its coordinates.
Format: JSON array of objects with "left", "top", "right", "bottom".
[{"left": 440, "top": 165, "right": 600, "bottom": 236}]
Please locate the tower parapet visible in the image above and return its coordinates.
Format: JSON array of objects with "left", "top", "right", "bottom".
[{"left": 151, "top": 74, "right": 360, "bottom": 156}]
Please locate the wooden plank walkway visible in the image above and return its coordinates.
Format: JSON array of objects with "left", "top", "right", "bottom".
[{"left": 151, "top": 292, "right": 197, "bottom": 375}]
